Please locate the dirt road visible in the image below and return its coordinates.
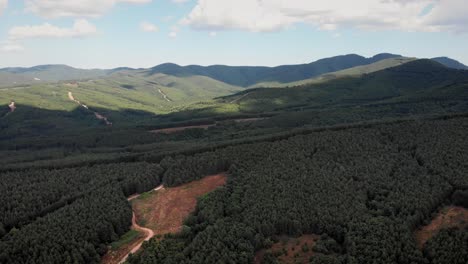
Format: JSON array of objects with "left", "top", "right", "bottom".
[
  {"left": 158, "top": 89, "right": 172, "bottom": 102},
  {"left": 230, "top": 92, "right": 251, "bottom": 103},
  {"left": 68, "top": 91, "right": 112, "bottom": 126},
  {"left": 117, "top": 213, "right": 154, "bottom": 264},
  {"left": 117, "top": 185, "right": 164, "bottom": 264}
]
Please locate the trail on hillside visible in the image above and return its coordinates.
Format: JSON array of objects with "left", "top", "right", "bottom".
[
  {"left": 68, "top": 91, "right": 112, "bottom": 126},
  {"left": 8, "top": 101, "right": 16, "bottom": 113},
  {"left": 158, "top": 89, "right": 172, "bottom": 102},
  {"left": 117, "top": 185, "right": 164, "bottom": 264},
  {"left": 230, "top": 92, "right": 251, "bottom": 103},
  {"left": 3, "top": 101, "right": 16, "bottom": 118}
]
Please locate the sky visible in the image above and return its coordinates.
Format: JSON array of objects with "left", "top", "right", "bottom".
[{"left": 0, "top": 0, "right": 467, "bottom": 69}]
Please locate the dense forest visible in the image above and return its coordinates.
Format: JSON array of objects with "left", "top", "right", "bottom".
[
  {"left": 128, "top": 116, "right": 468, "bottom": 264},
  {"left": 0, "top": 163, "right": 163, "bottom": 264},
  {"left": 1, "top": 115, "right": 467, "bottom": 263}
]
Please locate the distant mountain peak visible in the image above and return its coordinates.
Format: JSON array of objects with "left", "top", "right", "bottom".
[
  {"left": 431, "top": 57, "right": 468, "bottom": 70},
  {"left": 369, "top": 53, "right": 402, "bottom": 63}
]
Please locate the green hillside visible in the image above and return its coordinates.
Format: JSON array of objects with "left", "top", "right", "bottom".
[
  {"left": 0, "top": 65, "right": 110, "bottom": 87},
  {"left": 251, "top": 57, "right": 417, "bottom": 88},
  {"left": 148, "top": 53, "right": 402, "bottom": 87},
  {"left": 221, "top": 59, "right": 468, "bottom": 113},
  {"left": 432, "top": 57, "right": 468, "bottom": 70},
  {"left": 2, "top": 57, "right": 468, "bottom": 164},
  {"left": 0, "top": 69, "right": 244, "bottom": 147}
]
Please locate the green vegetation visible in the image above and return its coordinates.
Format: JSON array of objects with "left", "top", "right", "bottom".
[
  {"left": 222, "top": 60, "right": 468, "bottom": 113},
  {"left": 148, "top": 53, "right": 402, "bottom": 87},
  {"left": 1, "top": 54, "right": 468, "bottom": 264},
  {"left": 111, "top": 230, "right": 141, "bottom": 250},
  {"left": 0, "top": 64, "right": 109, "bottom": 87},
  {"left": 432, "top": 57, "right": 468, "bottom": 70},
  {"left": 128, "top": 116, "right": 468, "bottom": 264},
  {"left": 0, "top": 163, "right": 163, "bottom": 264},
  {"left": 251, "top": 57, "right": 417, "bottom": 88}
]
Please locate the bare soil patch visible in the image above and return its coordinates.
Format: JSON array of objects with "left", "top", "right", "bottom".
[
  {"left": 101, "top": 228, "right": 144, "bottom": 264},
  {"left": 415, "top": 206, "right": 468, "bottom": 249},
  {"left": 8, "top": 101, "right": 16, "bottom": 112},
  {"left": 102, "top": 185, "right": 163, "bottom": 264},
  {"left": 233, "top": 117, "right": 266, "bottom": 123},
  {"left": 65, "top": 82, "right": 79, "bottom": 88},
  {"left": 150, "top": 124, "right": 215, "bottom": 134},
  {"left": 254, "top": 235, "right": 319, "bottom": 264},
  {"left": 149, "top": 117, "right": 268, "bottom": 134},
  {"left": 133, "top": 173, "right": 227, "bottom": 235}
]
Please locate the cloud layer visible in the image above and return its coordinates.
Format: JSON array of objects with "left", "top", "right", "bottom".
[
  {"left": 0, "top": 42, "right": 24, "bottom": 53},
  {"left": 26, "top": 0, "right": 151, "bottom": 18},
  {"left": 140, "top": 21, "right": 159, "bottom": 32},
  {"left": 0, "top": 0, "right": 7, "bottom": 15},
  {"left": 9, "top": 19, "right": 97, "bottom": 39},
  {"left": 181, "top": 0, "right": 468, "bottom": 33}
]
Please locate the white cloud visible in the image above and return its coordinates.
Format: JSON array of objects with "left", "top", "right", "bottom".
[
  {"left": 140, "top": 21, "right": 159, "bottom": 32},
  {"left": 8, "top": 19, "right": 97, "bottom": 40},
  {"left": 162, "top": 15, "right": 174, "bottom": 22},
  {"left": 25, "top": 0, "right": 151, "bottom": 18},
  {"left": 0, "top": 0, "right": 7, "bottom": 15},
  {"left": 169, "top": 31, "right": 177, "bottom": 38},
  {"left": 332, "top": 32, "right": 341, "bottom": 38},
  {"left": 172, "top": 0, "right": 190, "bottom": 3},
  {"left": 181, "top": 0, "right": 468, "bottom": 33},
  {"left": 0, "top": 42, "right": 24, "bottom": 52},
  {"left": 209, "top": 31, "right": 217, "bottom": 37}
]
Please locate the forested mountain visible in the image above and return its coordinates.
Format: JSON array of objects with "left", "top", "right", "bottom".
[
  {"left": 0, "top": 53, "right": 402, "bottom": 88},
  {"left": 251, "top": 57, "right": 417, "bottom": 88},
  {"left": 1, "top": 54, "right": 466, "bottom": 89},
  {"left": 222, "top": 59, "right": 468, "bottom": 112},
  {"left": 432, "top": 57, "right": 468, "bottom": 70},
  {"left": 147, "top": 53, "right": 403, "bottom": 87},
  {"left": 0, "top": 65, "right": 110, "bottom": 86}
]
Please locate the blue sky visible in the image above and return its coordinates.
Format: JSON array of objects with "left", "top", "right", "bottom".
[{"left": 0, "top": 0, "right": 467, "bottom": 69}]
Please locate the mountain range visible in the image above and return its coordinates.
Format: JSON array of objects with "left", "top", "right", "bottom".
[
  {"left": 1, "top": 53, "right": 467, "bottom": 88},
  {"left": 1, "top": 52, "right": 468, "bottom": 163}
]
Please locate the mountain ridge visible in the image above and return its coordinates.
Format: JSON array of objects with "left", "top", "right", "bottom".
[{"left": 1, "top": 54, "right": 467, "bottom": 88}]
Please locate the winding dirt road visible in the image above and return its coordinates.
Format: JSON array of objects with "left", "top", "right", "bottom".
[
  {"left": 118, "top": 185, "right": 164, "bottom": 264},
  {"left": 68, "top": 91, "right": 112, "bottom": 126}
]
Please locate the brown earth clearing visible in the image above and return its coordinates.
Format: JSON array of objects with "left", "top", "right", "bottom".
[
  {"left": 102, "top": 174, "right": 227, "bottom": 264},
  {"left": 233, "top": 117, "right": 266, "bottom": 123},
  {"left": 149, "top": 117, "right": 268, "bottom": 134},
  {"left": 133, "top": 173, "right": 227, "bottom": 235},
  {"left": 254, "top": 235, "right": 319, "bottom": 264},
  {"left": 65, "top": 82, "right": 79, "bottom": 88},
  {"left": 415, "top": 206, "right": 468, "bottom": 249},
  {"left": 8, "top": 101, "right": 16, "bottom": 113},
  {"left": 150, "top": 124, "right": 215, "bottom": 134},
  {"left": 102, "top": 185, "right": 163, "bottom": 264},
  {"left": 101, "top": 227, "right": 144, "bottom": 264}
]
